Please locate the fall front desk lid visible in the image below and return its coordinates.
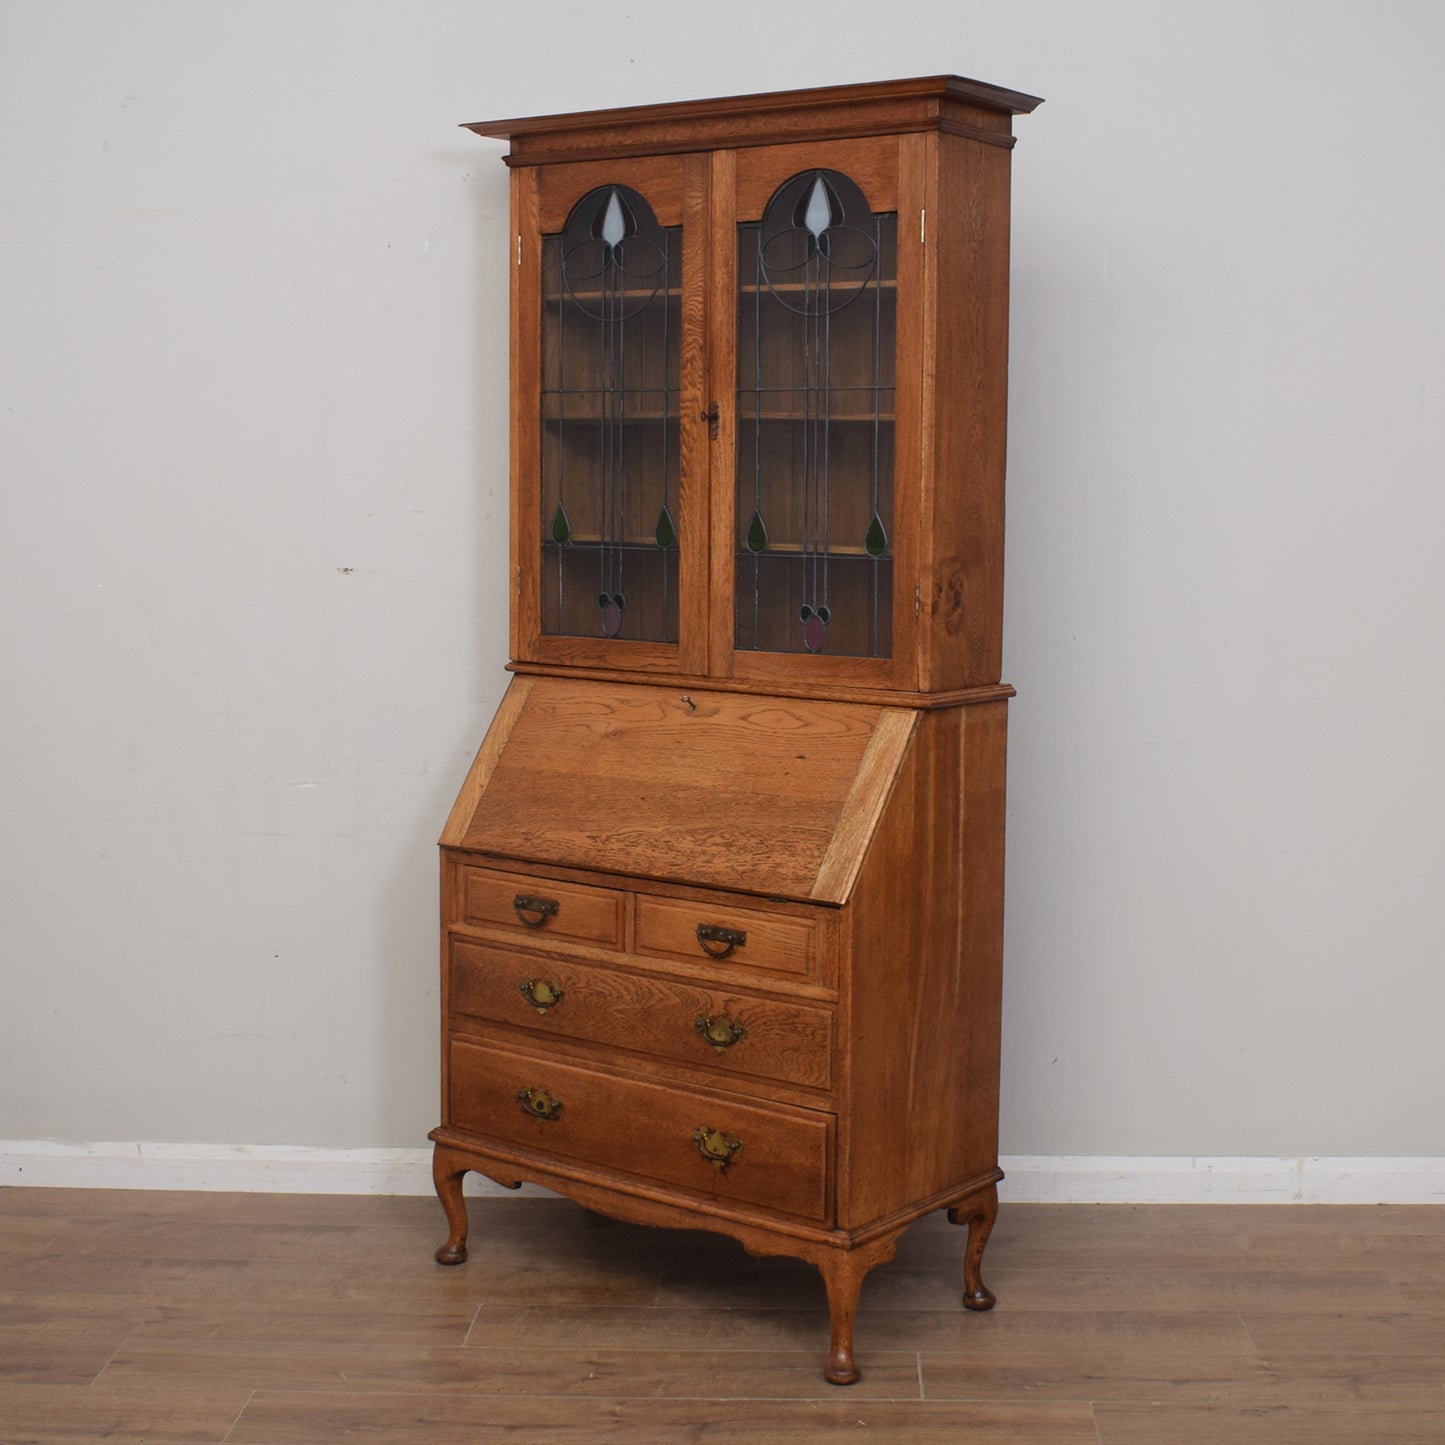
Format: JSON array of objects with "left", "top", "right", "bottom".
[{"left": 443, "top": 676, "right": 917, "bottom": 905}]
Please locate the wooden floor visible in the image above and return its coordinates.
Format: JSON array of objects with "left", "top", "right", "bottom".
[{"left": 1, "top": 1188, "right": 1443, "bottom": 1442}]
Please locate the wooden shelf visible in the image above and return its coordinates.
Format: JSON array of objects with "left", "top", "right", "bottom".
[
  {"left": 739, "top": 279, "right": 896, "bottom": 296},
  {"left": 542, "top": 408, "right": 679, "bottom": 423},
  {"left": 544, "top": 537, "right": 677, "bottom": 552},
  {"left": 543, "top": 287, "right": 682, "bottom": 304},
  {"left": 737, "top": 543, "right": 891, "bottom": 559},
  {"left": 738, "top": 412, "right": 895, "bottom": 424}
]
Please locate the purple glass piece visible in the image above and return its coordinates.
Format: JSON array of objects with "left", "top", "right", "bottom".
[
  {"left": 802, "top": 613, "right": 827, "bottom": 653},
  {"left": 601, "top": 598, "right": 623, "bottom": 637}
]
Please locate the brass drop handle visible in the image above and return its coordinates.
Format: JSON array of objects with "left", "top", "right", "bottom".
[
  {"left": 519, "top": 978, "right": 564, "bottom": 1014},
  {"left": 517, "top": 1087, "right": 563, "bottom": 1122},
  {"left": 513, "top": 894, "right": 559, "bottom": 928},
  {"left": 696, "top": 924, "right": 746, "bottom": 959},
  {"left": 693, "top": 1126, "right": 742, "bottom": 1170},
  {"left": 695, "top": 1014, "right": 747, "bottom": 1052}
]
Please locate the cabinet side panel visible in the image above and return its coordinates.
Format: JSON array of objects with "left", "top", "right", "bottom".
[
  {"left": 839, "top": 701, "right": 1006, "bottom": 1227},
  {"left": 922, "top": 133, "right": 1014, "bottom": 690}
]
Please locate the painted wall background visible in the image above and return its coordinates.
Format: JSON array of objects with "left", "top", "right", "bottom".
[{"left": 2, "top": 0, "right": 1441, "bottom": 1159}]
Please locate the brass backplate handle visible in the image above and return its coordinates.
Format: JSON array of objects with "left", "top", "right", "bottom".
[
  {"left": 696, "top": 923, "right": 746, "bottom": 958},
  {"left": 513, "top": 894, "right": 559, "bottom": 927},
  {"left": 695, "top": 1014, "right": 747, "bottom": 1052},
  {"left": 692, "top": 1126, "right": 742, "bottom": 1169},
  {"left": 519, "top": 978, "right": 564, "bottom": 1014},
  {"left": 517, "top": 1087, "right": 563, "bottom": 1122}
]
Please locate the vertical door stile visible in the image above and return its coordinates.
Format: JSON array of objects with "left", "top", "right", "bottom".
[
  {"left": 679, "top": 150, "right": 714, "bottom": 678},
  {"left": 706, "top": 148, "right": 739, "bottom": 678}
]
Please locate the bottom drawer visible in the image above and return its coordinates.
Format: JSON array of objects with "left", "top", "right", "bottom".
[{"left": 448, "top": 1037, "right": 831, "bottom": 1224}]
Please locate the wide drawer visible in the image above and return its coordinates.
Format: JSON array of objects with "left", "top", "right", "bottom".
[
  {"left": 448, "top": 936, "right": 833, "bottom": 1090},
  {"left": 456, "top": 866, "right": 623, "bottom": 948},
  {"left": 448, "top": 1037, "right": 832, "bottom": 1223},
  {"left": 634, "top": 894, "right": 822, "bottom": 980}
]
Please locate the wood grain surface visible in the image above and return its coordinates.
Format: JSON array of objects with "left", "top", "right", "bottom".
[
  {"left": 458, "top": 678, "right": 895, "bottom": 901},
  {"left": 2, "top": 1190, "right": 1441, "bottom": 1442}
]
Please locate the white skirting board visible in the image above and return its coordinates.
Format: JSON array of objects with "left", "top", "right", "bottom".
[{"left": 3, "top": 1142, "right": 1444, "bottom": 1203}]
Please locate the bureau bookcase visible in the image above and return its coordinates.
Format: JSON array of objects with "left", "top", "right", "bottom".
[{"left": 430, "top": 75, "right": 1040, "bottom": 1384}]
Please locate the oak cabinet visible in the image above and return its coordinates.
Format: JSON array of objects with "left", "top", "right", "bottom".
[{"left": 430, "top": 76, "right": 1040, "bottom": 1384}]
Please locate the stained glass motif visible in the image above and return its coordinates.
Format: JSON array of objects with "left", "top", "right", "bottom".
[
  {"left": 801, "top": 607, "right": 828, "bottom": 654},
  {"left": 598, "top": 593, "right": 624, "bottom": 637},
  {"left": 541, "top": 185, "right": 680, "bottom": 643},
  {"left": 735, "top": 170, "right": 895, "bottom": 658}
]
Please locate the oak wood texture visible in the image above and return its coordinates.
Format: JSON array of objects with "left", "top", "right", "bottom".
[
  {"left": 496, "top": 80, "right": 1033, "bottom": 694},
  {"left": 507, "top": 657, "right": 1017, "bottom": 711},
  {"left": 455, "top": 676, "right": 892, "bottom": 902},
  {"left": 465, "top": 74, "right": 1044, "bottom": 166},
  {"left": 455, "top": 862, "right": 624, "bottom": 946},
  {"left": 513, "top": 152, "right": 712, "bottom": 677},
  {"left": 434, "top": 77, "right": 1036, "bottom": 1386},
  {"left": 631, "top": 892, "right": 822, "bottom": 978},
  {"left": 708, "top": 133, "right": 920, "bottom": 692},
  {"left": 446, "top": 1038, "right": 835, "bottom": 1222},
  {"left": 5, "top": 1190, "right": 1444, "bottom": 1442},
  {"left": 446, "top": 932, "right": 835, "bottom": 1090},
  {"left": 435, "top": 690, "right": 1007, "bottom": 1381}
]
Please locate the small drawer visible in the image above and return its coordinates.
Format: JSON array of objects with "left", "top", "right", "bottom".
[
  {"left": 448, "top": 1037, "right": 832, "bottom": 1223},
  {"left": 634, "top": 895, "right": 821, "bottom": 980},
  {"left": 448, "top": 937, "right": 834, "bottom": 1090},
  {"left": 455, "top": 866, "right": 623, "bottom": 948}
]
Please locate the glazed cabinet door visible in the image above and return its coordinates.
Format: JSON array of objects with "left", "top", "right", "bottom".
[
  {"left": 709, "top": 136, "right": 925, "bottom": 690},
  {"left": 513, "top": 155, "right": 710, "bottom": 673}
]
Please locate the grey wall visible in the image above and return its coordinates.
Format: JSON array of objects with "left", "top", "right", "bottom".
[{"left": 3, "top": 1, "right": 1441, "bottom": 1157}]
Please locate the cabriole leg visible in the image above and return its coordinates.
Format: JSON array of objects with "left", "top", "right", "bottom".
[
  {"left": 815, "top": 1235, "right": 898, "bottom": 1386},
  {"left": 948, "top": 1182, "right": 999, "bottom": 1311},
  {"left": 818, "top": 1249, "right": 868, "bottom": 1385},
  {"left": 432, "top": 1143, "right": 471, "bottom": 1266}
]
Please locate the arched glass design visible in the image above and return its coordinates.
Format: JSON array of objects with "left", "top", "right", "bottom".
[
  {"left": 735, "top": 170, "right": 896, "bottom": 658},
  {"left": 541, "top": 185, "right": 680, "bottom": 642}
]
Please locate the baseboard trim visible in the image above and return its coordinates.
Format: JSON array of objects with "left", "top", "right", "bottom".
[
  {"left": 0, "top": 1141, "right": 551, "bottom": 1198},
  {"left": 3, "top": 1142, "right": 1443, "bottom": 1203},
  {"left": 999, "top": 1154, "right": 1445, "bottom": 1204}
]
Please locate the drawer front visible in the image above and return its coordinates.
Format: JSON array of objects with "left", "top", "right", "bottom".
[
  {"left": 448, "top": 937, "right": 833, "bottom": 1090},
  {"left": 634, "top": 895, "right": 821, "bottom": 980},
  {"left": 456, "top": 866, "right": 623, "bottom": 948},
  {"left": 449, "top": 1037, "right": 831, "bottom": 1223}
]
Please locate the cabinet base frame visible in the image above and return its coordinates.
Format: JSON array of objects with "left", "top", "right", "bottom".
[{"left": 428, "top": 1128, "right": 1001, "bottom": 1385}]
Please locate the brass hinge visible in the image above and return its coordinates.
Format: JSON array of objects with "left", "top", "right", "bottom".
[
  {"left": 920, "top": 208, "right": 926, "bottom": 245},
  {"left": 517, "top": 234, "right": 522, "bottom": 266},
  {"left": 516, "top": 566, "right": 522, "bottom": 597},
  {"left": 915, "top": 581, "right": 922, "bottom": 615}
]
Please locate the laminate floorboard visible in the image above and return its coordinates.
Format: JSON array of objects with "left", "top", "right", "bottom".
[{"left": 0, "top": 1189, "right": 1440, "bottom": 1442}]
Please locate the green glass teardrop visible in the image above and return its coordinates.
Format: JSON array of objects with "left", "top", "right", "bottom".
[
  {"left": 745, "top": 510, "right": 768, "bottom": 553},
  {"left": 654, "top": 505, "right": 676, "bottom": 549},
  {"left": 864, "top": 513, "right": 888, "bottom": 558},
  {"left": 550, "top": 504, "right": 571, "bottom": 545}
]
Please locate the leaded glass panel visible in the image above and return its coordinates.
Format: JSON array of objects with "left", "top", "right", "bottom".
[
  {"left": 541, "top": 185, "right": 681, "bottom": 642},
  {"left": 735, "top": 170, "right": 896, "bottom": 658}
]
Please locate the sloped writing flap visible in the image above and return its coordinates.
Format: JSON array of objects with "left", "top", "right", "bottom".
[{"left": 449, "top": 676, "right": 916, "bottom": 903}]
